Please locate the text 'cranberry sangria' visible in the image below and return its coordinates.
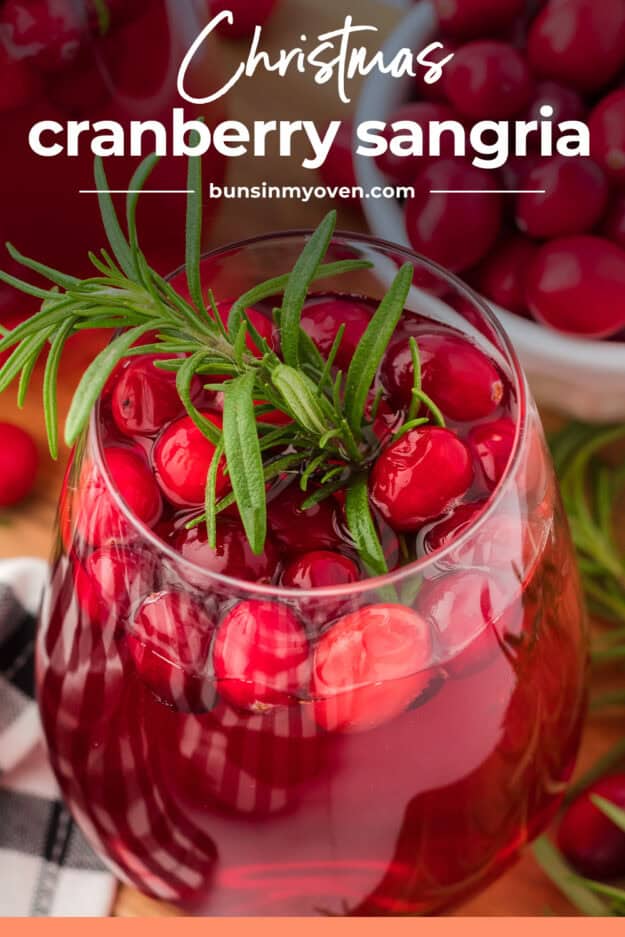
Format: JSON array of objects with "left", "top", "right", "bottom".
[{"left": 0, "top": 155, "right": 588, "bottom": 915}]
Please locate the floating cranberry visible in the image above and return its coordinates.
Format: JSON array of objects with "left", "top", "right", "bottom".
[
  {"left": 0, "top": 422, "right": 38, "bottom": 507},
  {"left": 209, "top": 0, "right": 280, "bottom": 38},
  {"left": 405, "top": 161, "right": 503, "bottom": 273},
  {"left": 282, "top": 551, "right": 360, "bottom": 590},
  {"left": 0, "top": 0, "right": 86, "bottom": 72},
  {"left": 472, "top": 235, "right": 538, "bottom": 316},
  {"left": 0, "top": 44, "right": 41, "bottom": 111},
  {"left": 312, "top": 604, "right": 435, "bottom": 732},
  {"left": 213, "top": 600, "right": 309, "bottom": 711},
  {"left": 75, "top": 447, "right": 162, "bottom": 547},
  {"left": 589, "top": 90, "right": 625, "bottom": 186},
  {"left": 112, "top": 355, "right": 201, "bottom": 438},
  {"left": 527, "top": 0, "right": 625, "bottom": 94},
  {"left": 558, "top": 774, "right": 625, "bottom": 880},
  {"left": 153, "top": 412, "right": 227, "bottom": 508},
  {"left": 74, "top": 546, "right": 154, "bottom": 626},
  {"left": 525, "top": 80, "right": 586, "bottom": 129},
  {"left": 423, "top": 500, "right": 487, "bottom": 557},
  {"left": 216, "top": 300, "right": 276, "bottom": 356},
  {"left": 371, "top": 428, "right": 473, "bottom": 532},
  {"left": 433, "top": 0, "right": 526, "bottom": 39},
  {"left": 318, "top": 120, "right": 359, "bottom": 199},
  {"left": 300, "top": 298, "right": 370, "bottom": 370},
  {"left": 267, "top": 485, "right": 342, "bottom": 552},
  {"left": 382, "top": 331, "right": 504, "bottom": 422},
  {"left": 444, "top": 41, "right": 532, "bottom": 120},
  {"left": 173, "top": 518, "right": 279, "bottom": 584},
  {"left": 526, "top": 236, "right": 625, "bottom": 338},
  {"left": 374, "top": 102, "right": 460, "bottom": 184},
  {"left": 515, "top": 157, "right": 608, "bottom": 240},
  {"left": 469, "top": 418, "right": 516, "bottom": 491},
  {"left": 128, "top": 591, "right": 217, "bottom": 712}
]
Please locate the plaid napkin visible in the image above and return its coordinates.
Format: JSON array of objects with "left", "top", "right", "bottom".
[{"left": 0, "top": 558, "right": 116, "bottom": 917}]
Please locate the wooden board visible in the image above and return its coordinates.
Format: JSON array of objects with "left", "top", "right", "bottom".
[{"left": 0, "top": 0, "right": 623, "bottom": 918}]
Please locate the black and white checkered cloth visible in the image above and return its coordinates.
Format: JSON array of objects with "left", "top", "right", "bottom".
[{"left": 0, "top": 558, "right": 115, "bottom": 917}]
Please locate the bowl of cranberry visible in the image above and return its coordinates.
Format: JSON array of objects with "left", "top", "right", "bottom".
[{"left": 355, "top": 0, "right": 625, "bottom": 422}]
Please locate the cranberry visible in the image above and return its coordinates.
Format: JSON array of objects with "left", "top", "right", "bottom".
[
  {"left": 405, "top": 161, "right": 503, "bottom": 273},
  {"left": 414, "top": 36, "right": 456, "bottom": 102},
  {"left": 472, "top": 235, "right": 538, "bottom": 316},
  {"left": 312, "top": 604, "right": 435, "bottom": 732},
  {"left": 74, "top": 546, "right": 154, "bottom": 626},
  {"left": 128, "top": 591, "right": 217, "bottom": 712},
  {"left": 0, "top": 43, "right": 41, "bottom": 111},
  {"left": 433, "top": 0, "right": 526, "bottom": 39},
  {"left": 374, "top": 102, "right": 460, "bottom": 184},
  {"left": 601, "top": 193, "right": 625, "bottom": 250},
  {"left": 75, "top": 447, "right": 162, "bottom": 547},
  {"left": 527, "top": 0, "right": 625, "bottom": 94},
  {"left": 282, "top": 551, "right": 360, "bottom": 590},
  {"left": 318, "top": 120, "right": 359, "bottom": 200},
  {"left": 267, "top": 484, "right": 342, "bottom": 552},
  {"left": 558, "top": 774, "right": 625, "bottom": 880},
  {"left": 300, "top": 298, "right": 370, "bottom": 370},
  {"left": 525, "top": 80, "right": 586, "bottom": 129},
  {"left": 382, "top": 331, "right": 504, "bottom": 422},
  {"left": 209, "top": 0, "right": 280, "bottom": 38},
  {"left": 153, "top": 412, "right": 227, "bottom": 508},
  {"left": 589, "top": 90, "right": 625, "bottom": 186},
  {"left": 0, "top": 422, "right": 37, "bottom": 507},
  {"left": 112, "top": 355, "right": 201, "bottom": 438},
  {"left": 469, "top": 418, "right": 516, "bottom": 491},
  {"left": 0, "top": 0, "right": 86, "bottom": 72},
  {"left": 422, "top": 500, "right": 487, "bottom": 556},
  {"left": 515, "top": 158, "right": 609, "bottom": 240},
  {"left": 215, "top": 300, "right": 276, "bottom": 356},
  {"left": 526, "top": 236, "right": 625, "bottom": 338},
  {"left": 173, "top": 518, "right": 279, "bottom": 584},
  {"left": 371, "top": 428, "right": 473, "bottom": 532},
  {"left": 213, "top": 600, "right": 309, "bottom": 711},
  {"left": 443, "top": 41, "right": 532, "bottom": 120},
  {"left": 86, "top": 0, "right": 148, "bottom": 31}
]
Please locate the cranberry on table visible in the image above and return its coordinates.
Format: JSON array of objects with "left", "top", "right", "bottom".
[
  {"left": 527, "top": 0, "right": 625, "bottom": 94},
  {"left": 267, "top": 484, "right": 342, "bottom": 552},
  {"left": 525, "top": 81, "right": 586, "bottom": 129},
  {"left": 515, "top": 157, "right": 608, "bottom": 240},
  {"left": 173, "top": 518, "right": 279, "bottom": 584},
  {"left": 112, "top": 355, "right": 201, "bottom": 438},
  {"left": 472, "top": 235, "right": 538, "bottom": 317},
  {"left": 282, "top": 551, "right": 360, "bottom": 590},
  {"left": 317, "top": 120, "right": 359, "bottom": 199},
  {"left": 469, "top": 418, "right": 516, "bottom": 491},
  {"left": 382, "top": 331, "right": 504, "bottom": 422},
  {"left": 443, "top": 41, "right": 533, "bottom": 120},
  {"left": 526, "top": 236, "right": 625, "bottom": 338},
  {"left": 209, "top": 0, "right": 280, "bottom": 38},
  {"left": 405, "top": 160, "right": 503, "bottom": 274},
  {"left": 300, "top": 298, "right": 370, "bottom": 370},
  {"left": 0, "top": 422, "right": 37, "bottom": 507},
  {"left": 312, "top": 604, "right": 435, "bottom": 732},
  {"left": 74, "top": 546, "right": 154, "bottom": 626},
  {"left": 371, "top": 428, "right": 473, "bottom": 533},
  {"left": 423, "top": 500, "right": 487, "bottom": 556},
  {"left": 558, "top": 774, "right": 625, "bottom": 880},
  {"left": 433, "top": 0, "right": 526, "bottom": 39},
  {"left": 128, "top": 590, "right": 217, "bottom": 712},
  {"left": 213, "top": 600, "right": 309, "bottom": 711},
  {"left": 374, "top": 101, "right": 460, "bottom": 184},
  {"left": 153, "top": 412, "right": 227, "bottom": 508},
  {"left": 0, "top": 0, "right": 86, "bottom": 72},
  {"left": 589, "top": 90, "right": 625, "bottom": 186}
]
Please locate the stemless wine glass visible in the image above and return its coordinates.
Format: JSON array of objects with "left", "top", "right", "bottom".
[
  {"left": 0, "top": 0, "right": 224, "bottom": 317},
  {"left": 37, "top": 233, "right": 588, "bottom": 916}
]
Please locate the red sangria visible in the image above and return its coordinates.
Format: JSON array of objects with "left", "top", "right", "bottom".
[{"left": 24, "top": 223, "right": 588, "bottom": 915}]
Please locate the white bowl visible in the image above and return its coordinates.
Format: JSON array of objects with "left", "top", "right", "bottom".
[{"left": 354, "top": 1, "right": 625, "bottom": 423}]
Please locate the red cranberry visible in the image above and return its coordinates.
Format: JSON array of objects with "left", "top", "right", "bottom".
[
  {"left": 215, "top": 300, "right": 276, "bottom": 356},
  {"left": 86, "top": 0, "right": 148, "bottom": 31},
  {"left": 213, "top": 600, "right": 309, "bottom": 711},
  {"left": 472, "top": 235, "right": 538, "bottom": 316},
  {"left": 433, "top": 0, "right": 526, "bottom": 39},
  {"left": 371, "top": 428, "right": 473, "bottom": 532},
  {"left": 374, "top": 102, "right": 460, "bottom": 184},
  {"left": 527, "top": 0, "right": 625, "bottom": 94},
  {"left": 525, "top": 80, "right": 586, "bottom": 129},
  {"left": 0, "top": 43, "right": 41, "bottom": 110},
  {"left": 128, "top": 590, "right": 217, "bottom": 712},
  {"left": 312, "top": 604, "right": 435, "bottom": 732},
  {"left": 282, "top": 551, "right": 360, "bottom": 590},
  {"left": 209, "top": 0, "right": 280, "bottom": 38},
  {"left": 267, "top": 484, "right": 342, "bottom": 552},
  {"left": 318, "top": 120, "right": 359, "bottom": 200},
  {"left": 74, "top": 546, "right": 154, "bottom": 626},
  {"left": 76, "top": 447, "right": 162, "bottom": 547},
  {"left": 300, "top": 298, "right": 370, "bottom": 370},
  {"left": 405, "top": 161, "right": 503, "bottom": 273},
  {"left": 515, "top": 158, "right": 608, "bottom": 240},
  {"left": 382, "top": 331, "right": 505, "bottom": 422},
  {"left": 443, "top": 41, "right": 532, "bottom": 120},
  {"left": 153, "top": 412, "right": 227, "bottom": 508},
  {"left": 601, "top": 193, "right": 625, "bottom": 250},
  {"left": 469, "top": 418, "right": 516, "bottom": 491},
  {"left": 589, "top": 90, "right": 625, "bottom": 186},
  {"left": 414, "top": 36, "right": 456, "bottom": 102},
  {"left": 558, "top": 774, "right": 625, "bottom": 880},
  {"left": 423, "top": 500, "right": 487, "bottom": 556},
  {"left": 172, "top": 518, "right": 279, "bottom": 584},
  {"left": 0, "top": 0, "right": 86, "bottom": 72},
  {"left": 112, "top": 355, "right": 201, "bottom": 438},
  {"left": 526, "top": 236, "right": 625, "bottom": 338},
  {"left": 0, "top": 422, "right": 37, "bottom": 507}
]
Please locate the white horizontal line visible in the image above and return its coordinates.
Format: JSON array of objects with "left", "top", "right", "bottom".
[
  {"left": 79, "top": 189, "right": 195, "bottom": 194},
  {"left": 430, "top": 189, "right": 546, "bottom": 194}
]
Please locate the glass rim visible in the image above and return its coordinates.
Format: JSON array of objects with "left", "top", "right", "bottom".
[{"left": 92, "top": 227, "right": 530, "bottom": 600}]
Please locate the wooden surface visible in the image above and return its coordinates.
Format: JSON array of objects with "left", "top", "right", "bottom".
[{"left": 0, "top": 0, "right": 623, "bottom": 918}]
